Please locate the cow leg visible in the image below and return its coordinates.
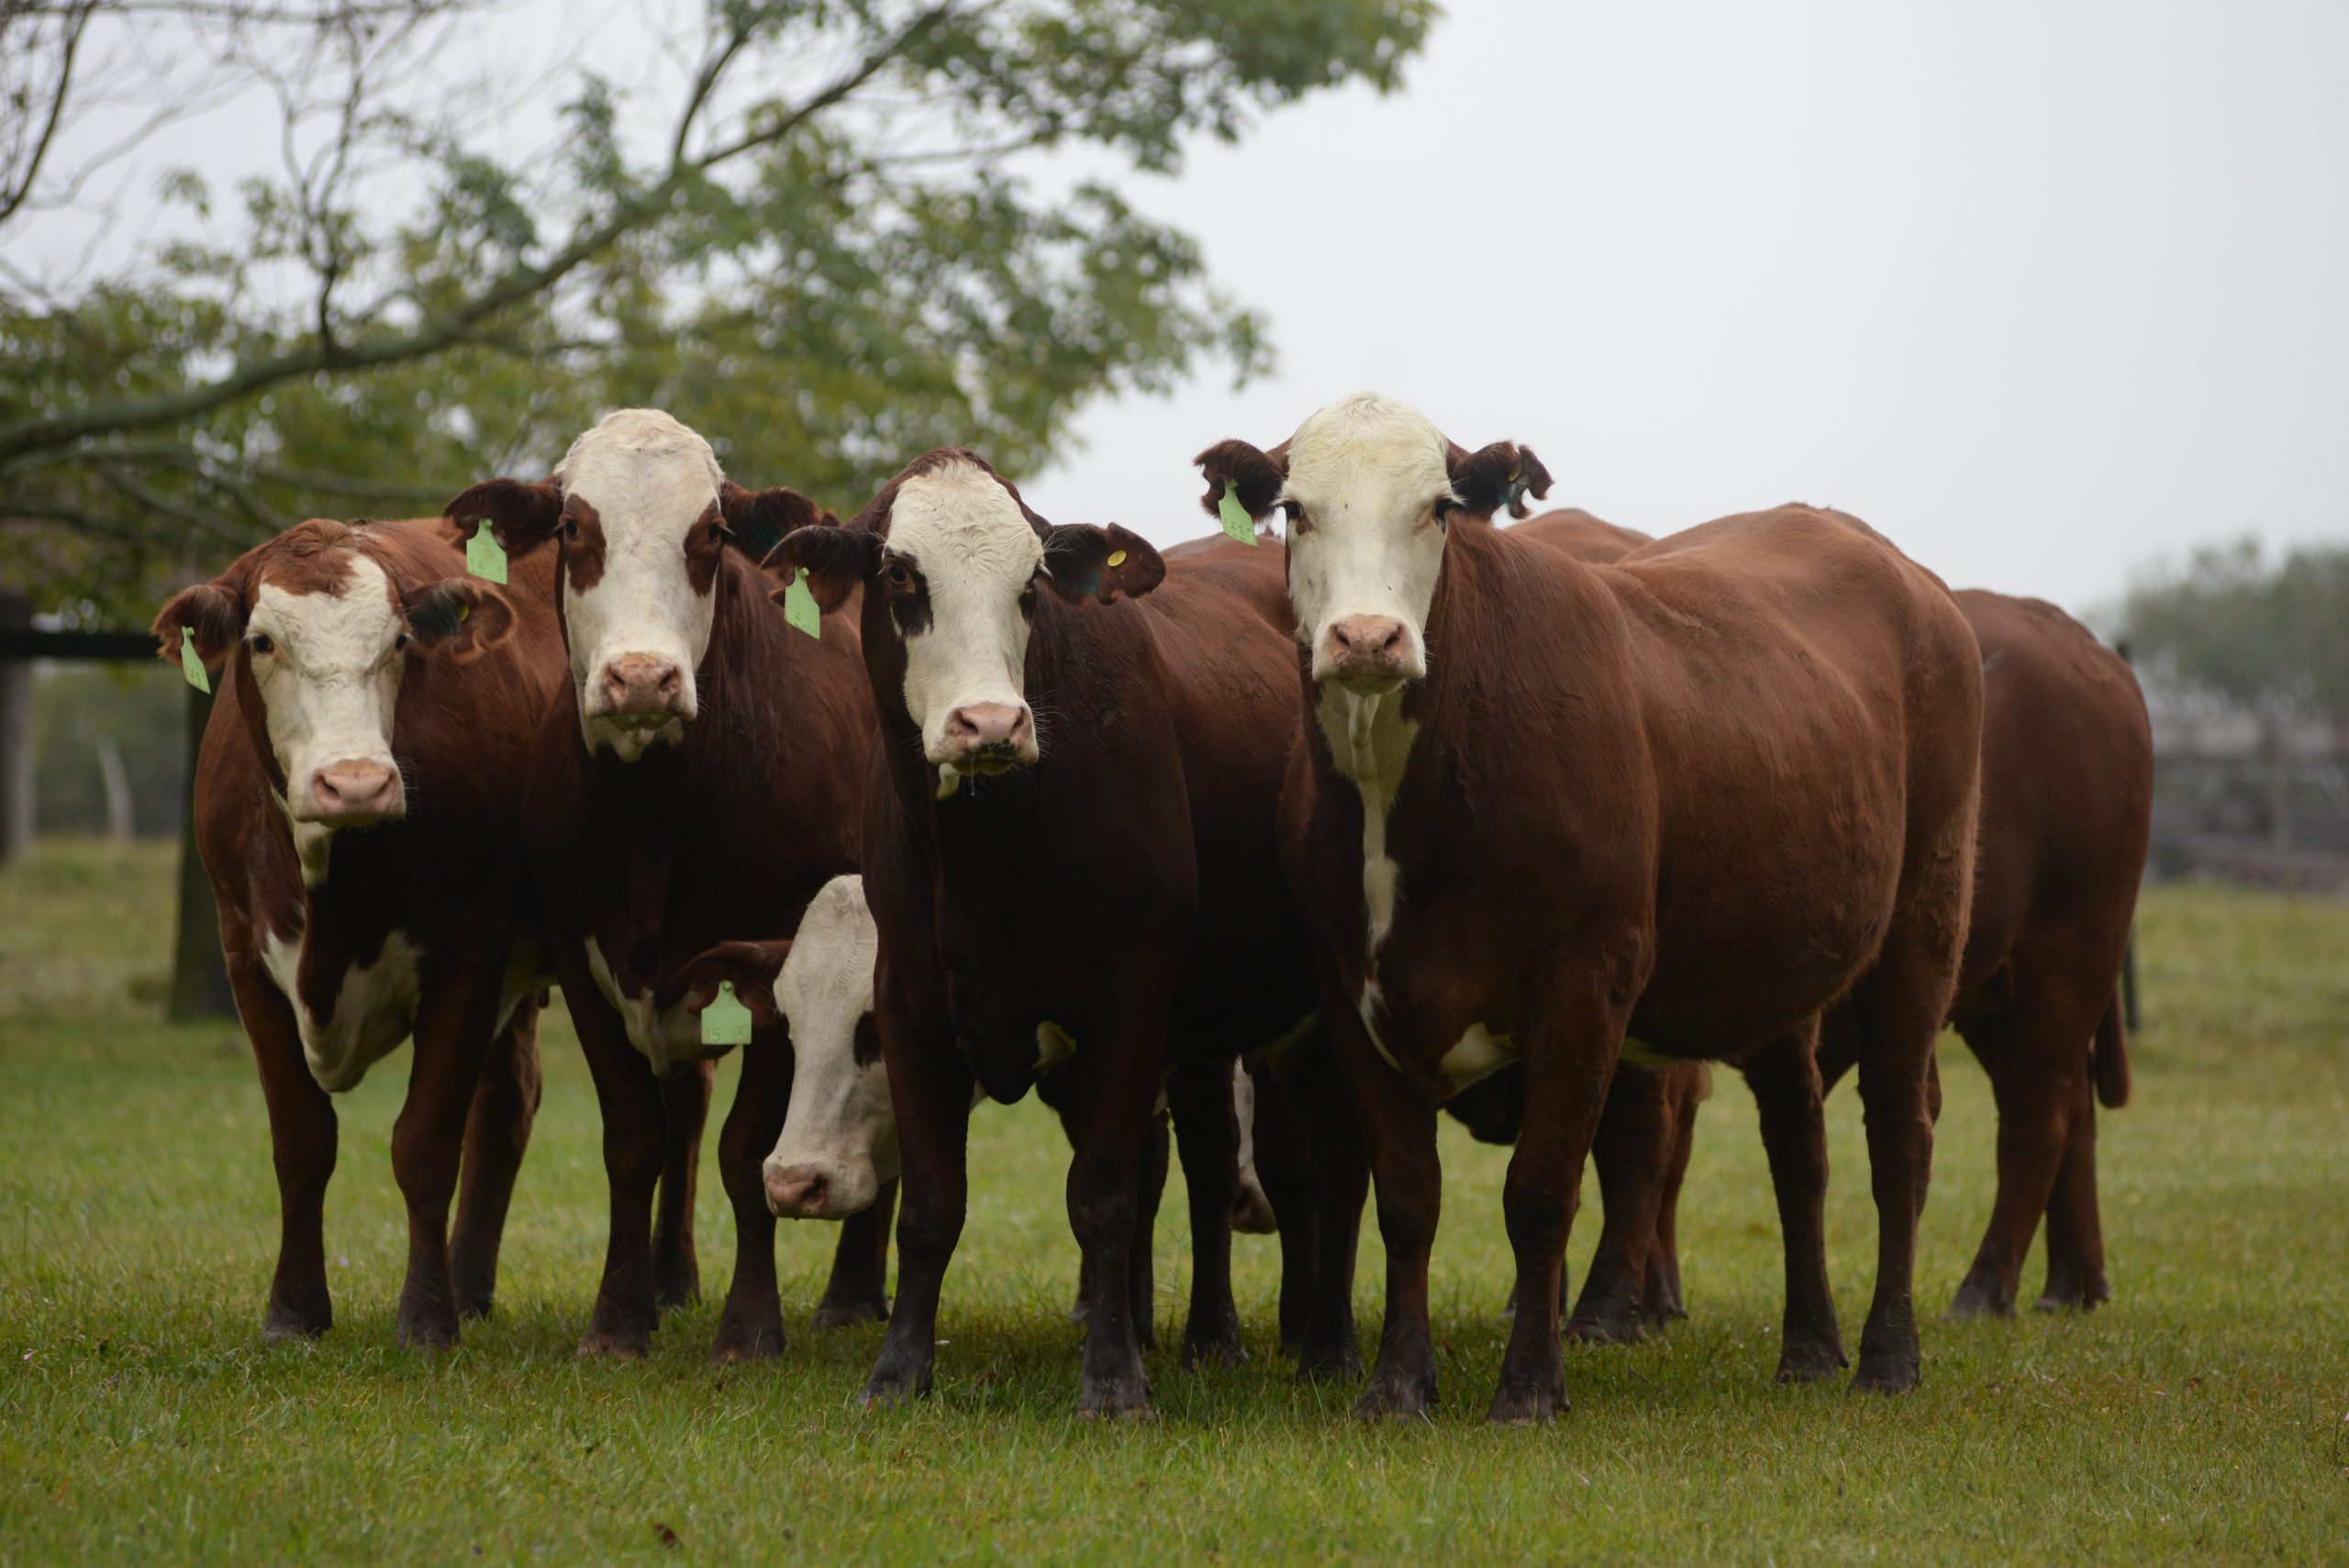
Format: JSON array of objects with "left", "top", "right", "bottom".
[
  {"left": 1330, "top": 1018, "right": 1442, "bottom": 1419},
  {"left": 1244, "top": 1060, "right": 1320, "bottom": 1356},
  {"left": 862, "top": 995, "right": 971, "bottom": 1407},
  {"left": 451, "top": 998, "right": 542, "bottom": 1320},
  {"left": 1057, "top": 1029, "right": 1163, "bottom": 1419},
  {"left": 1566, "top": 1065, "right": 1673, "bottom": 1345},
  {"left": 391, "top": 968, "right": 506, "bottom": 1351},
  {"left": 568, "top": 982, "right": 667, "bottom": 1358},
  {"left": 1736, "top": 1027, "right": 1846, "bottom": 1380},
  {"left": 711, "top": 1030, "right": 794, "bottom": 1362},
  {"left": 653, "top": 1062, "right": 712, "bottom": 1311},
  {"left": 1642, "top": 1066, "right": 1701, "bottom": 1327},
  {"left": 2036, "top": 1070, "right": 2112, "bottom": 1311},
  {"left": 1490, "top": 982, "right": 1622, "bottom": 1424},
  {"left": 1131, "top": 1106, "right": 1169, "bottom": 1353},
  {"left": 232, "top": 962, "right": 339, "bottom": 1341},
  {"left": 814, "top": 1176, "right": 897, "bottom": 1328},
  {"left": 1295, "top": 1032, "right": 1368, "bottom": 1381},
  {"left": 1167, "top": 1059, "right": 1245, "bottom": 1368}
]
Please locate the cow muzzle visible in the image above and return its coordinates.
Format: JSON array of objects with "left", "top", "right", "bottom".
[
  {"left": 763, "top": 1156, "right": 876, "bottom": 1219},
  {"left": 302, "top": 759, "right": 404, "bottom": 825},
  {"left": 1319, "top": 615, "right": 1416, "bottom": 693},
  {"left": 935, "top": 701, "right": 1036, "bottom": 773},
  {"left": 596, "top": 653, "right": 686, "bottom": 727}
]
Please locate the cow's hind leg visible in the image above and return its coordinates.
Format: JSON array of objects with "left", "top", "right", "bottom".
[
  {"left": 1642, "top": 1065, "right": 1703, "bottom": 1327},
  {"left": 652, "top": 1062, "right": 712, "bottom": 1311},
  {"left": 1741, "top": 1026, "right": 1846, "bottom": 1380},
  {"left": 232, "top": 963, "right": 339, "bottom": 1341},
  {"left": 2036, "top": 1068, "right": 2112, "bottom": 1311},
  {"left": 1244, "top": 1059, "right": 1320, "bottom": 1356},
  {"left": 392, "top": 970, "right": 505, "bottom": 1351},
  {"left": 1566, "top": 1065, "right": 1673, "bottom": 1345},
  {"left": 1168, "top": 1060, "right": 1245, "bottom": 1367},
  {"left": 451, "top": 998, "right": 542, "bottom": 1320},
  {"left": 813, "top": 1177, "right": 897, "bottom": 1327}
]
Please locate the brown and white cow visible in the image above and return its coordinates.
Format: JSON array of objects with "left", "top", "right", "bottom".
[
  {"left": 1198, "top": 393, "right": 1983, "bottom": 1419},
  {"left": 155, "top": 517, "right": 561, "bottom": 1350},
  {"left": 766, "top": 449, "right": 1348, "bottom": 1416},
  {"left": 445, "top": 408, "right": 888, "bottom": 1361}
]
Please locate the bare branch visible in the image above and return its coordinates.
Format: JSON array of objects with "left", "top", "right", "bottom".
[{"left": 0, "top": 1, "right": 92, "bottom": 227}]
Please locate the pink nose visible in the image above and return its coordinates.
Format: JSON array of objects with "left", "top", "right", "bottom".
[
  {"left": 764, "top": 1165, "right": 834, "bottom": 1218},
  {"left": 308, "top": 759, "right": 402, "bottom": 821},
  {"left": 945, "top": 703, "right": 1032, "bottom": 758},
  {"left": 1325, "top": 616, "right": 1409, "bottom": 676},
  {"left": 599, "top": 654, "right": 684, "bottom": 718}
]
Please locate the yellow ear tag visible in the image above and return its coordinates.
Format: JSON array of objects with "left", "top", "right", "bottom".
[
  {"left": 701, "top": 981, "right": 753, "bottom": 1047},
  {"left": 178, "top": 629, "right": 210, "bottom": 694},
  {"left": 782, "top": 567, "right": 821, "bottom": 639},
  {"left": 465, "top": 526, "right": 507, "bottom": 584},
  {"left": 1107, "top": 549, "right": 1127, "bottom": 568},
  {"left": 1218, "top": 480, "right": 1258, "bottom": 546},
  {"left": 456, "top": 603, "right": 471, "bottom": 624}
]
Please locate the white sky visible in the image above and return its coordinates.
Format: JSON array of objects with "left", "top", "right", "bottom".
[{"left": 12, "top": 0, "right": 2347, "bottom": 614}]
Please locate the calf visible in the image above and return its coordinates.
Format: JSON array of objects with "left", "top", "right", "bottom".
[
  {"left": 445, "top": 408, "right": 887, "bottom": 1361},
  {"left": 156, "top": 517, "right": 560, "bottom": 1350},
  {"left": 767, "top": 450, "right": 1343, "bottom": 1416},
  {"left": 1199, "top": 393, "right": 1982, "bottom": 1419}
]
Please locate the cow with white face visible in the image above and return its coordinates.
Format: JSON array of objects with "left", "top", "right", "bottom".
[
  {"left": 445, "top": 412, "right": 887, "bottom": 1362},
  {"left": 156, "top": 517, "right": 562, "bottom": 1351}
]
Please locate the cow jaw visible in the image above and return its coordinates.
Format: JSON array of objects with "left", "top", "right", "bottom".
[
  {"left": 248, "top": 557, "right": 408, "bottom": 861},
  {"left": 885, "top": 462, "right": 1045, "bottom": 770},
  {"left": 1282, "top": 393, "right": 1454, "bottom": 690}
]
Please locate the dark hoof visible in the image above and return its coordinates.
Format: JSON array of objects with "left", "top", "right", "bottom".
[
  {"left": 452, "top": 1285, "right": 495, "bottom": 1322},
  {"left": 1946, "top": 1273, "right": 2017, "bottom": 1320},
  {"left": 262, "top": 1296, "right": 331, "bottom": 1342},
  {"left": 653, "top": 1250, "right": 701, "bottom": 1312},
  {"left": 860, "top": 1358, "right": 932, "bottom": 1409},
  {"left": 576, "top": 1311, "right": 652, "bottom": 1359},
  {"left": 2033, "top": 1273, "right": 2111, "bottom": 1314},
  {"left": 1850, "top": 1353, "right": 1920, "bottom": 1395},
  {"left": 1295, "top": 1337, "right": 1364, "bottom": 1383},
  {"left": 1775, "top": 1333, "right": 1849, "bottom": 1384},
  {"left": 1181, "top": 1331, "right": 1248, "bottom": 1371},
  {"left": 709, "top": 1314, "right": 785, "bottom": 1364},
  {"left": 1075, "top": 1370, "right": 1153, "bottom": 1419},
  {"left": 811, "top": 1296, "right": 890, "bottom": 1329},
  {"left": 1564, "top": 1311, "right": 1644, "bottom": 1347},
  {"left": 1486, "top": 1378, "right": 1568, "bottom": 1425},
  {"left": 395, "top": 1299, "right": 461, "bottom": 1354},
  {"left": 1353, "top": 1369, "right": 1436, "bottom": 1420}
]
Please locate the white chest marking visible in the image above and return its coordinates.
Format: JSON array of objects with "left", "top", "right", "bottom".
[
  {"left": 1439, "top": 1022, "right": 1519, "bottom": 1090},
  {"left": 1320, "top": 684, "right": 1419, "bottom": 1074},
  {"left": 259, "top": 929, "right": 422, "bottom": 1093},
  {"left": 584, "top": 936, "right": 718, "bottom": 1077}
]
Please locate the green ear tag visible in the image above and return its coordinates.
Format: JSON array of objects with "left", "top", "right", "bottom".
[
  {"left": 1218, "top": 480, "right": 1258, "bottom": 545},
  {"left": 465, "top": 527, "right": 507, "bottom": 584},
  {"left": 782, "top": 568, "right": 821, "bottom": 639},
  {"left": 178, "top": 629, "right": 210, "bottom": 694},
  {"left": 702, "top": 981, "right": 753, "bottom": 1047}
]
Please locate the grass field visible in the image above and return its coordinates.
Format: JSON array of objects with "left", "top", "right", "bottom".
[{"left": 2, "top": 839, "right": 2345, "bottom": 1564}]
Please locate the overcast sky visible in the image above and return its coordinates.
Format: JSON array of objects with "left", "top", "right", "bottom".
[{"left": 15, "top": 0, "right": 2347, "bottom": 614}]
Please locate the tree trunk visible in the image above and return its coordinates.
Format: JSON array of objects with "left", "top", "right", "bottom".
[{"left": 166, "top": 683, "right": 234, "bottom": 1021}]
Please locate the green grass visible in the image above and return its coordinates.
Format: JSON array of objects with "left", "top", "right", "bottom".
[{"left": 3, "top": 840, "right": 2344, "bottom": 1564}]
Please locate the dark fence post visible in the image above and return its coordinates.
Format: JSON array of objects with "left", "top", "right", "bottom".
[
  {"left": 0, "top": 593, "right": 31, "bottom": 862},
  {"left": 166, "top": 682, "right": 234, "bottom": 1021}
]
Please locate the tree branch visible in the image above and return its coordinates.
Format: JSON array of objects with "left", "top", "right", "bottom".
[{"left": 0, "top": 1, "right": 92, "bottom": 228}]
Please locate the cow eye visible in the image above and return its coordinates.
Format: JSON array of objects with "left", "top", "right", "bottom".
[
  {"left": 1280, "top": 500, "right": 1310, "bottom": 533},
  {"left": 1432, "top": 497, "right": 1461, "bottom": 528},
  {"left": 707, "top": 520, "right": 731, "bottom": 547},
  {"left": 559, "top": 516, "right": 581, "bottom": 542},
  {"left": 394, "top": 633, "right": 410, "bottom": 652},
  {"left": 884, "top": 560, "right": 914, "bottom": 590},
  {"left": 246, "top": 633, "right": 274, "bottom": 654}
]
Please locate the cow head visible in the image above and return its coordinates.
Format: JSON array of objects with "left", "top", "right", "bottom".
[
  {"left": 766, "top": 448, "right": 1161, "bottom": 777},
  {"left": 444, "top": 409, "right": 827, "bottom": 762},
  {"left": 154, "top": 520, "right": 514, "bottom": 837},
  {"left": 1197, "top": 394, "right": 1550, "bottom": 693}
]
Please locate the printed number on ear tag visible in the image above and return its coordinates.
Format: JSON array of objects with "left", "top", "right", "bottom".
[
  {"left": 178, "top": 630, "right": 210, "bottom": 694},
  {"left": 783, "top": 568, "right": 821, "bottom": 639},
  {"left": 701, "top": 981, "right": 753, "bottom": 1047},
  {"left": 466, "top": 526, "right": 507, "bottom": 584},
  {"left": 1218, "top": 480, "right": 1257, "bottom": 546}
]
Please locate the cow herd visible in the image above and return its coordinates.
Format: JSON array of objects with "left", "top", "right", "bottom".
[{"left": 153, "top": 394, "right": 2154, "bottom": 1423}]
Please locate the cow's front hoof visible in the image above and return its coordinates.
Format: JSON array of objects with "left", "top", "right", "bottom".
[
  {"left": 811, "top": 1295, "right": 889, "bottom": 1329},
  {"left": 395, "top": 1296, "right": 461, "bottom": 1354},
  {"left": 1294, "top": 1335, "right": 1364, "bottom": 1383},
  {"left": 1850, "top": 1349, "right": 1920, "bottom": 1395},
  {"left": 653, "top": 1254, "right": 701, "bottom": 1313},
  {"left": 1946, "top": 1272, "right": 2017, "bottom": 1320},
  {"left": 710, "top": 1311, "right": 785, "bottom": 1364},
  {"left": 1075, "top": 1369, "right": 1152, "bottom": 1420},
  {"left": 860, "top": 1355, "right": 933, "bottom": 1409},
  {"left": 1775, "top": 1330, "right": 1849, "bottom": 1384},
  {"left": 262, "top": 1295, "right": 331, "bottom": 1342},
  {"left": 2033, "top": 1267, "right": 2111, "bottom": 1314},
  {"left": 1353, "top": 1368, "right": 1436, "bottom": 1421},
  {"left": 1564, "top": 1307, "right": 1644, "bottom": 1347},
  {"left": 1486, "top": 1377, "right": 1567, "bottom": 1425},
  {"left": 576, "top": 1306, "right": 652, "bottom": 1359}
]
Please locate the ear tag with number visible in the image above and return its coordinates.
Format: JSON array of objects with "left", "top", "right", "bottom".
[
  {"left": 701, "top": 981, "right": 753, "bottom": 1046},
  {"left": 178, "top": 630, "right": 210, "bottom": 694},
  {"left": 782, "top": 568, "right": 822, "bottom": 639},
  {"left": 1218, "top": 480, "right": 1258, "bottom": 545},
  {"left": 465, "top": 526, "right": 507, "bottom": 584}
]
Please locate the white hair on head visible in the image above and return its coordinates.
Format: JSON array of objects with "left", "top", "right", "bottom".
[{"left": 1282, "top": 392, "right": 1455, "bottom": 516}]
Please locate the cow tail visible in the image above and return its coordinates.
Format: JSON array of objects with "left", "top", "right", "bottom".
[{"left": 2092, "top": 989, "right": 2132, "bottom": 1109}]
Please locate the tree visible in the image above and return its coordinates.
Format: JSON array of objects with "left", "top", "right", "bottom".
[{"left": 1, "top": 0, "right": 1434, "bottom": 621}]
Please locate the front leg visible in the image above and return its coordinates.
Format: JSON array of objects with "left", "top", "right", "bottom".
[
  {"left": 862, "top": 984, "right": 970, "bottom": 1407},
  {"left": 1058, "top": 1024, "right": 1166, "bottom": 1418},
  {"left": 1166, "top": 1060, "right": 1245, "bottom": 1368},
  {"left": 711, "top": 1027, "right": 794, "bottom": 1362},
  {"left": 1327, "top": 1007, "right": 1442, "bottom": 1419},
  {"left": 562, "top": 968, "right": 668, "bottom": 1359},
  {"left": 228, "top": 962, "right": 339, "bottom": 1341},
  {"left": 391, "top": 963, "right": 507, "bottom": 1351},
  {"left": 813, "top": 1177, "right": 898, "bottom": 1328},
  {"left": 653, "top": 1062, "right": 713, "bottom": 1311},
  {"left": 451, "top": 997, "right": 543, "bottom": 1320}
]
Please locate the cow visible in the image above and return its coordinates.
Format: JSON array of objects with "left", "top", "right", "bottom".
[
  {"left": 763, "top": 448, "right": 1353, "bottom": 1417},
  {"left": 1197, "top": 392, "right": 1983, "bottom": 1420},
  {"left": 155, "top": 516, "right": 561, "bottom": 1351},
  {"left": 444, "top": 408, "right": 889, "bottom": 1361}
]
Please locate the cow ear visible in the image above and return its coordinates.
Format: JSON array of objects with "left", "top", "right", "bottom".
[
  {"left": 721, "top": 482, "right": 832, "bottom": 562},
  {"left": 1041, "top": 524, "right": 1163, "bottom": 606},
  {"left": 402, "top": 576, "right": 516, "bottom": 663},
  {"left": 1194, "top": 439, "right": 1289, "bottom": 523},
  {"left": 677, "top": 939, "right": 792, "bottom": 1019},
  {"left": 767, "top": 525, "right": 880, "bottom": 614},
  {"left": 152, "top": 581, "right": 247, "bottom": 673},
  {"left": 444, "top": 478, "right": 563, "bottom": 557},
  {"left": 1446, "top": 442, "right": 1553, "bottom": 519}
]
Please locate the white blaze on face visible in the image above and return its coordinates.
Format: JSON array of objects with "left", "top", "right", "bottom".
[
  {"left": 886, "top": 462, "right": 1046, "bottom": 766},
  {"left": 1282, "top": 393, "right": 1458, "bottom": 685},
  {"left": 763, "top": 877, "right": 895, "bottom": 1216},
  {"left": 554, "top": 409, "right": 726, "bottom": 760}
]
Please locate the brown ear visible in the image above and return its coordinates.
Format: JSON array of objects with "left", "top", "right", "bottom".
[
  {"left": 677, "top": 939, "right": 793, "bottom": 1019},
  {"left": 402, "top": 577, "right": 516, "bottom": 663},
  {"left": 1041, "top": 524, "right": 1164, "bottom": 606},
  {"left": 1446, "top": 442, "right": 1553, "bottom": 519},
  {"left": 720, "top": 481, "right": 833, "bottom": 562},
  {"left": 767, "top": 525, "right": 881, "bottom": 614},
  {"left": 152, "top": 581, "right": 247, "bottom": 673},
  {"left": 444, "top": 477, "right": 563, "bottom": 557},
  {"left": 1195, "top": 439, "right": 1290, "bottom": 523}
]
